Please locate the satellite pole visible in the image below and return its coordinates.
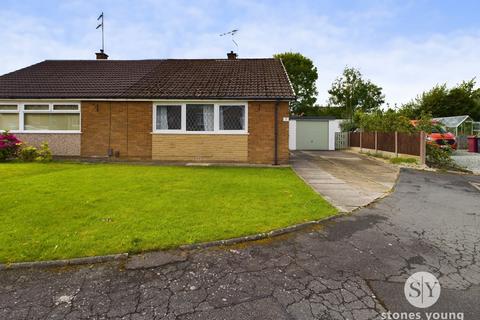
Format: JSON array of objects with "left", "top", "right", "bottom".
[
  {"left": 220, "top": 29, "right": 239, "bottom": 50},
  {"left": 96, "top": 12, "right": 104, "bottom": 52}
]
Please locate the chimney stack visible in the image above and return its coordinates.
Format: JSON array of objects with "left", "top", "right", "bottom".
[
  {"left": 95, "top": 50, "right": 109, "bottom": 60},
  {"left": 227, "top": 51, "right": 237, "bottom": 60}
]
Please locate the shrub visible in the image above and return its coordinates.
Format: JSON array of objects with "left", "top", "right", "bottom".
[
  {"left": 0, "top": 131, "right": 21, "bottom": 161},
  {"left": 426, "top": 144, "right": 461, "bottom": 170},
  {"left": 18, "top": 145, "right": 38, "bottom": 162},
  {"left": 36, "top": 142, "right": 52, "bottom": 162},
  {"left": 17, "top": 142, "right": 52, "bottom": 162}
]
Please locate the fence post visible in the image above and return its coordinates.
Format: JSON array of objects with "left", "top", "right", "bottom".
[
  {"left": 374, "top": 131, "right": 378, "bottom": 153},
  {"left": 360, "top": 131, "right": 363, "bottom": 152},
  {"left": 394, "top": 131, "right": 398, "bottom": 157},
  {"left": 419, "top": 131, "right": 426, "bottom": 165}
]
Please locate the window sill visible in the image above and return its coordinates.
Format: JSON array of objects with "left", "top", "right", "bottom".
[
  {"left": 9, "top": 131, "right": 82, "bottom": 134},
  {"left": 151, "top": 131, "right": 249, "bottom": 135}
]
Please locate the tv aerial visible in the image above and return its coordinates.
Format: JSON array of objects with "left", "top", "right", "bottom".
[{"left": 220, "top": 29, "right": 239, "bottom": 48}]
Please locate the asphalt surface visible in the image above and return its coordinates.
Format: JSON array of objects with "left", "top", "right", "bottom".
[{"left": 1, "top": 169, "right": 479, "bottom": 320}]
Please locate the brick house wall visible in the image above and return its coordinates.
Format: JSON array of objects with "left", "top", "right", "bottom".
[
  {"left": 152, "top": 134, "right": 248, "bottom": 162},
  {"left": 248, "top": 101, "right": 289, "bottom": 164},
  {"left": 80, "top": 100, "right": 289, "bottom": 164},
  {"left": 81, "top": 101, "right": 152, "bottom": 159}
]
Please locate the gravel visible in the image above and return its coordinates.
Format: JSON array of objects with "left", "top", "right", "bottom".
[{"left": 451, "top": 150, "right": 480, "bottom": 173}]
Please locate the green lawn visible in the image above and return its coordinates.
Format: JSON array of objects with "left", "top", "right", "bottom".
[{"left": 0, "top": 162, "right": 337, "bottom": 263}]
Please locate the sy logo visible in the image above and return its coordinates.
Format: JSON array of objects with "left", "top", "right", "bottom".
[{"left": 404, "top": 272, "right": 441, "bottom": 308}]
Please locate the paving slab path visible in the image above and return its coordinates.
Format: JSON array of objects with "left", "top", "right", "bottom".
[
  {"left": 1, "top": 169, "right": 479, "bottom": 319},
  {"left": 291, "top": 150, "right": 399, "bottom": 212}
]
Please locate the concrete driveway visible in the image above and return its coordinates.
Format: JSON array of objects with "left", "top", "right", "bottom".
[
  {"left": 1, "top": 169, "right": 479, "bottom": 320},
  {"left": 291, "top": 150, "right": 399, "bottom": 212}
]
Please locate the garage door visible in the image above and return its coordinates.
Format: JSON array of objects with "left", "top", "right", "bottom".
[{"left": 296, "top": 120, "right": 329, "bottom": 150}]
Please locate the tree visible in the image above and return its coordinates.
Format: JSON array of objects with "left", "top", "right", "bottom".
[
  {"left": 327, "top": 67, "right": 385, "bottom": 120},
  {"left": 400, "top": 79, "right": 480, "bottom": 120},
  {"left": 274, "top": 52, "right": 318, "bottom": 115}
]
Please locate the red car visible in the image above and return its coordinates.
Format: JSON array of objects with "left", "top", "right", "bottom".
[{"left": 411, "top": 120, "right": 457, "bottom": 150}]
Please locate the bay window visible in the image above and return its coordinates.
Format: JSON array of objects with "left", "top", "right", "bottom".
[
  {"left": 0, "top": 102, "right": 80, "bottom": 132},
  {"left": 154, "top": 102, "right": 247, "bottom": 133}
]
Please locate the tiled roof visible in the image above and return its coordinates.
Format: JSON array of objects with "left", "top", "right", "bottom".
[{"left": 0, "top": 59, "right": 295, "bottom": 100}]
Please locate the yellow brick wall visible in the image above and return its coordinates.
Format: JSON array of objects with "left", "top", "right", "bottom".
[{"left": 152, "top": 134, "right": 248, "bottom": 162}]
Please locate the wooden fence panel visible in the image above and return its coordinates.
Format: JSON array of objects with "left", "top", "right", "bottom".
[
  {"left": 362, "top": 132, "right": 376, "bottom": 149},
  {"left": 377, "top": 132, "right": 396, "bottom": 153},
  {"left": 350, "top": 132, "right": 360, "bottom": 147},
  {"left": 398, "top": 132, "right": 421, "bottom": 156}
]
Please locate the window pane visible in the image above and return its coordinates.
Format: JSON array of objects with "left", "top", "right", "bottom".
[
  {"left": 220, "top": 106, "right": 245, "bottom": 130},
  {"left": 186, "top": 104, "right": 214, "bottom": 131},
  {"left": 156, "top": 105, "right": 181, "bottom": 130},
  {"left": 25, "top": 114, "right": 80, "bottom": 131},
  {"left": 53, "top": 104, "right": 79, "bottom": 111},
  {"left": 0, "top": 105, "right": 17, "bottom": 111},
  {"left": 0, "top": 113, "right": 19, "bottom": 130},
  {"left": 24, "top": 104, "right": 49, "bottom": 111}
]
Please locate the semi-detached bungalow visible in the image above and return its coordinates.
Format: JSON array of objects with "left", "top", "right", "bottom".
[{"left": 0, "top": 51, "right": 295, "bottom": 164}]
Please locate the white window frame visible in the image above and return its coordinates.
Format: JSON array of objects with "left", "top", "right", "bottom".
[
  {"left": 0, "top": 103, "right": 21, "bottom": 131},
  {"left": 152, "top": 101, "right": 248, "bottom": 134},
  {"left": 0, "top": 102, "right": 81, "bottom": 133}
]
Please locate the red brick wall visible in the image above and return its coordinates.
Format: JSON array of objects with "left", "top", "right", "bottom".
[
  {"left": 81, "top": 100, "right": 289, "bottom": 163},
  {"left": 81, "top": 101, "right": 152, "bottom": 159},
  {"left": 81, "top": 102, "right": 110, "bottom": 157},
  {"left": 248, "top": 101, "right": 289, "bottom": 164}
]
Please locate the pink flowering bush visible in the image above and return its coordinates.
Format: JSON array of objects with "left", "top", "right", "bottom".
[{"left": 0, "top": 131, "right": 21, "bottom": 161}]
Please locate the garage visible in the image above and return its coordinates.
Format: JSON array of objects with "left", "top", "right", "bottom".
[{"left": 289, "top": 116, "right": 342, "bottom": 151}]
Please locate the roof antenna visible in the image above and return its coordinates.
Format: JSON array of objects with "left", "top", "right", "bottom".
[
  {"left": 220, "top": 29, "right": 239, "bottom": 49},
  {"left": 95, "top": 12, "right": 108, "bottom": 59}
]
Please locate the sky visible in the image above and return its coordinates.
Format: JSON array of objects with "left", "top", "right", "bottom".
[{"left": 0, "top": 0, "right": 479, "bottom": 105}]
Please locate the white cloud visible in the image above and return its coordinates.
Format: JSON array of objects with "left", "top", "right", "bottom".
[{"left": 0, "top": 1, "right": 478, "bottom": 106}]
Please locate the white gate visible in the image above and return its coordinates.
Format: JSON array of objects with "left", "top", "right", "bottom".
[{"left": 335, "top": 132, "right": 349, "bottom": 150}]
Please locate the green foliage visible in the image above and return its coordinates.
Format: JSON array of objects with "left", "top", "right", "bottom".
[
  {"left": 17, "top": 142, "right": 52, "bottom": 162},
  {"left": 18, "top": 146, "right": 38, "bottom": 162},
  {"left": 425, "top": 144, "right": 458, "bottom": 170},
  {"left": 355, "top": 109, "right": 414, "bottom": 133},
  {"left": 36, "top": 142, "right": 52, "bottom": 162},
  {"left": 389, "top": 157, "right": 418, "bottom": 165},
  {"left": 274, "top": 52, "right": 318, "bottom": 115},
  {"left": 340, "top": 119, "right": 357, "bottom": 132},
  {"left": 400, "top": 79, "right": 480, "bottom": 120},
  {"left": 304, "top": 105, "right": 345, "bottom": 118},
  {"left": 328, "top": 67, "right": 385, "bottom": 120}
]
